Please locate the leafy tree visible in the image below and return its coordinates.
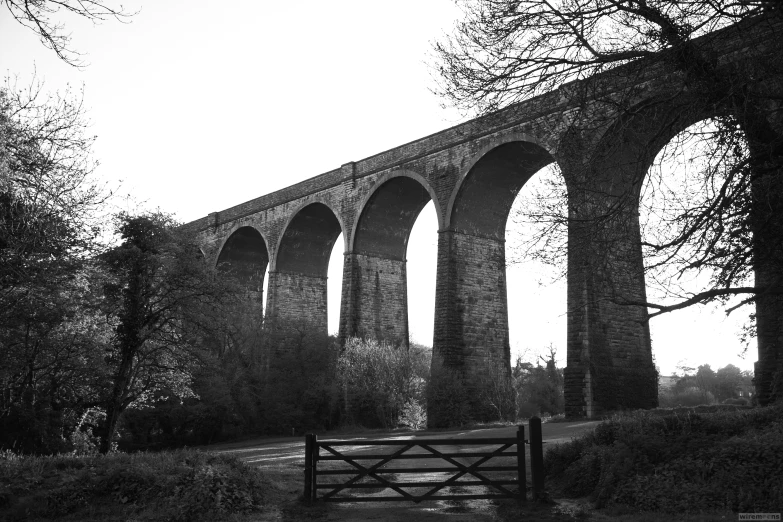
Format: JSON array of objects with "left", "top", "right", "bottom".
[
  {"left": 662, "top": 362, "right": 752, "bottom": 405},
  {"left": 0, "top": 78, "right": 109, "bottom": 453},
  {"left": 0, "top": 267, "right": 109, "bottom": 453},
  {"left": 514, "top": 346, "right": 564, "bottom": 417},
  {"left": 714, "top": 363, "right": 752, "bottom": 401},
  {"left": 434, "top": 1, "right": 783, "bottom": 404},
  {"left": 695, "top": 364, "right": 717, "bottom": 397},
  {"left": 1, "top": 77, "right": 104, "bottom": 296},
  {"left": 96, "top": 212, "right": 235, "bottom": 453},
  {"left": 3, "top": 0, "right": 135, "bottom": 66}
]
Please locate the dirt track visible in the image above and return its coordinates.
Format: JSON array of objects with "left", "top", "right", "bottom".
[{"left": 208, "top": 421, "right": 600, "bottom": 521}]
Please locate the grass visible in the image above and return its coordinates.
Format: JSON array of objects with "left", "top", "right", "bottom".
[{"left": 0, "top": 449, "right": 271, "bottom": 521}]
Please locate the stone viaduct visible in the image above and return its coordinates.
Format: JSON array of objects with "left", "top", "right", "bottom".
[{"left": 183, "top": 17, "right": 780, "bottom": 423}]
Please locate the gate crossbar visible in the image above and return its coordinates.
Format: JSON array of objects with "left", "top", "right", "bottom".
[{"left": 303, "top": 425, "right": 540, "bottom": 503}]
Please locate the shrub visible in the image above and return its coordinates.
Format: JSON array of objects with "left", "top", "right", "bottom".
[
  {"left": 0, "top": 449, "right": 269, "bottom": 521},
  {"left": 338, "top": 338, "right": 430, "bottom": 429},
  {"left": 544, "top": 403, "right": 783, "bottom": 513},
  {"left": 118, "top": 324, "right": 343, "bottom": 447},
  {"left": 659, "top": 386, "right": 716, "bottom": 408},
  {"left": 513, "top": 348, "right": 564, "bottom": 418},
  {"left": 399, "top": 398, "right": 427, "bottom": 430}
]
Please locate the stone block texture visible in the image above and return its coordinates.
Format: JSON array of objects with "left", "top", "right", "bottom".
[
  {"left": 341, "top": 253, "right": 409, "bottom": 347},
  {"left": 266, "top": 271, "right": 328, "bottom": 333}
]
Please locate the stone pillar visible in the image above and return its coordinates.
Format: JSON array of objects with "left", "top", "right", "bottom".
[
  {"left": 429, "top": 229, "right": 514, "bottom": 427},
  {"left": 266, "top": 270, "right": 328, "bottom": 334},
  {"left": 338, "top": 252, "right": 409, "bottom": 347},
  {"left": 753, "top": 271, "right": 783, "bottom": 406},
  {"left": 750, "top": 145, "right": 783, "bottom": 406},
  {"left": 563, "top": 167, "right": 658, "bottom": 418}
]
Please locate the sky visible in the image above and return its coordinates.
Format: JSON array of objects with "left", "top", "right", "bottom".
[{"left": 0, "top": 1, "right": 756, "bottom": 376}]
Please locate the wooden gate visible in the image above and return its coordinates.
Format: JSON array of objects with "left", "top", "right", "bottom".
[{"left": 303, "top": 418, "right": 545, "bottom": 503}]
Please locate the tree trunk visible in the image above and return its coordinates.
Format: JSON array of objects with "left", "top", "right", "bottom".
[{"left": 98, "top": 349, "right": 135, "bottom": 454}]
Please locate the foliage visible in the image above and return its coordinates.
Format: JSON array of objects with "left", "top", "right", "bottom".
[
  {"left": 659, "top": 363, "right": 754, "bottom": 407},
  {"left": 338, "top": 338, "right": 430, "bottom": 429},
  {"left": 0, "top": 76, "right": 104, "bottom": 289},
  {"left": 398, "top": 398, "right": 427, "bottom": 430},
  {"left": 513, "top": 347, "right": 564, "bottom": 418},
  {"left": 254, "top": 326, "right": 342, "bottom": 434},
  {"left": 0, "top": 448, "right": 269, "bottom": 521},
  {"left": 714, "top": 364, "right": 752, "bottom": 401},
  {"left": 659, "top": 387, "right": 715, "bottom": 408},
  {"left": 0, "top": 77, "right": 110, "bottom": 454},
  {"left": 116, "top": 318, "right": 345, "bottom": 448},
  {"left": 94, "top": 212, "right": 238, "bottom": 453},
  {"left": 544, "top": 403, "right": 783, "bottom": 512}
]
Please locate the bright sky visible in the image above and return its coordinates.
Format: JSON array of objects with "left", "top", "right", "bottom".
[{"left": 0, "top": 1, "right": 756, "bottom": 376}]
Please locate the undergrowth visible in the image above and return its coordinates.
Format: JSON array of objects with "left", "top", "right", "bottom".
[
  {"left": 544, "top": 403, "right": 783, "bottom": 514},
  {"left": 0, "top": 448, "right": 269, "bottom": 521}
]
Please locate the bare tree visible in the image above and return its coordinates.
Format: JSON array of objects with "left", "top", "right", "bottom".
[
  {"left": 3, "top": 0, "right": 135, "bottom": 67},
  {"left": 433, "top": 1, "right": 783, "bottom": 403}
]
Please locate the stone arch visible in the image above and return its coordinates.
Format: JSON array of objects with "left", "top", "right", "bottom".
[
  {"left": 273, "top": 200, "right": 345, "bottom": 275},
  {"left": 429, "top": 137, "right": 557, "bottom": 426},
  {"left": 342, "top": 170, "right": 439, "bottom": 347},
  {"left": 589, "top": 93, "right": 718, "bottom": 202},
  {"left": 559, "top": 94, "right": 723, "bottom": 419},
  {"left": 215, "top": 225, "right": 270, "bottom": 293},
  {"left": 351, "top": 169, "right": 441, "bottom": 259},
  {"left": 268, "top": 201, "right": 344, "bottom": 335},
  {"left": 447, "top": 137, "right": 555, "bottom": 237}
]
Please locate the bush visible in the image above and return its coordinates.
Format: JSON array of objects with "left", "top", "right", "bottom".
[
  {"left": 338, "top": 338, "right": 430, "bottom": 429},
  {"left": 0, "top": 449, "right": 268, "bottom": 521},
  {"left": 253, "top": 328, "right": 342, "bottom": 434},
  {"left": 659, "top": 386, "right": 716, "bottom": 408},
  {"left": 399, "top": 398, "right": 427, "bottom": 430},
  {"left": 513, "top": 348, "right": 564, "bottom": 418},
  {"left": 117, "top": 324, "right": 343, "bottom": 448},
  {"left": 544, "top": 403, "right": 783, "bottom": 513}
]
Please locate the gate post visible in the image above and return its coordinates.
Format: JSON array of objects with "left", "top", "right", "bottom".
[
  {"left": 304, "top": 433, "right": 313, "bottom": 502},
  {"left": 517, "top": 425, "right": 526, "bottom": 502},
  {"left": 529, "top": 417, "right": 544, "bottom": 501},
  {"left": 312, "top": 434, "right": 319, "bottom": 501}
]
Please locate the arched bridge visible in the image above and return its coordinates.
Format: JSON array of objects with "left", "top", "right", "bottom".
[{"left": 183, "top": 17, "right": 781, "bottom": 422}]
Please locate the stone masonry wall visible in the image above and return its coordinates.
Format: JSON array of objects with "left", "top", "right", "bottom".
[
  {"left": 267, "top": 271, "right": 328, "bottom": 333},
  {"left": 428, "top": 230, "right": 511, "bottom": 425},
  {"left": 341, "top": 253, "right": 408, "bottom": 347}
]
